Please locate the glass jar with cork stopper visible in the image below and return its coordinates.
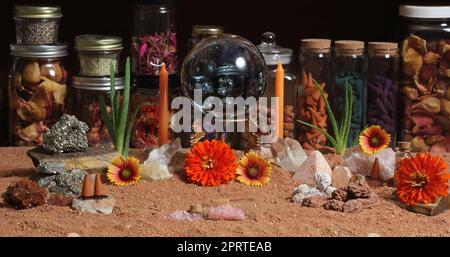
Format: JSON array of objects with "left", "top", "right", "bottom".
[
  {"left": 333, "top": 40, "right": 368, "bottom": 147},
  {"left": 188, "top": 25, "right": 225, "bottom": 52},
  {"left": 367, "top": 42, "right": 399, "bottom": 148},
  {"left": 297, "top": 38, "right": 332, "bottom": 151}
]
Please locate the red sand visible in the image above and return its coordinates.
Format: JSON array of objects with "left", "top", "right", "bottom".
[{"left": 0, "top": 147, "right": 449, "bottom": 237}]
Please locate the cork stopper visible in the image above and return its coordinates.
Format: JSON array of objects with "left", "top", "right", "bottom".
[
  {"left": 335, "top": 40, "right": 365, "bottom": 56},
  {"left": 301, "top": 38, "right": 331, "bottom": 53},
  {"left": 368, "top": 42, "right": 398, "bottom": 56}
]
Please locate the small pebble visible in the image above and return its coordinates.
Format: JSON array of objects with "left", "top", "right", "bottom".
[
  {"left": 367, "top": 233, "right": 381, "bottom": 237},
  {"left": 67, "top": 233, "right": 80, "bottom": 237}
]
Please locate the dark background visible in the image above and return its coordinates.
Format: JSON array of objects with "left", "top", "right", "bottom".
[{"left": 0, "top": 0, "right": 444, "bottom": 145}]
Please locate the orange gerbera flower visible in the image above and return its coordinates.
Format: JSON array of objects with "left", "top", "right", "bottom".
[
  {"left": 107, "top": 155, "right": 141, "bottom": 186},
  {"left": 185, "top": 139, "right": 237, "bottom": 187},
  {"left": 236, "top": 151, "right": 272, "bottom": 186},
  {"left": 359, "top": 125, "right": 391, "bottom": 155},
  {"left": 395, "top": 152, "right": 450, "bottom": 206}
]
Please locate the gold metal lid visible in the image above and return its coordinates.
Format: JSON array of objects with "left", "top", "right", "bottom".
[
  {"left": 192, "top": 25, "right": 225, "bottom": 37},
  {"left": 14, "top": 5, "right": 62, "bottom": 19},
  {"left": 75, "top": 34, "right": 123, "bottom": 51}
]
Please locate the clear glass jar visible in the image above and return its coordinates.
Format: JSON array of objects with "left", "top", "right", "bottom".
[
  {"left": 69, "top": 76, "right": 124, "bottom": 147},
  {"left": 333, "top": 40, "right": 368, "bottom": 147},
  {"left": 188, "top": 25, "right": 225, "bottom": 52},
  {"left": 14, "top": 5, "right": 62, "bottom": 45},
  {"left": 367, "top": 42, "right": 399, "bottom": 148},
  {"left": 8, "top": 44, "right": 68, "bottom": 146},
  {"left": 130, "top": 86, "right": 176, "bottom": 149},
  {"left": 75, "top": 35, "right": 123, "bottom": 77},
  {"left": 399, "top": 4, "right": 450, "bottom": 153},
  {"left": 257, "top": 32, "right": 297, "bottom": 139},
  {"left": 132, "top": 1, "right": 177, "bottom": 88},
  {"left": 297, "top": 38, "right": 332, "bottom": 151}
]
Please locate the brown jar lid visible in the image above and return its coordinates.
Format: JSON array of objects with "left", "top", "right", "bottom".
[
  {"left": 368, "top": 42, "right": 398, "bottom": 55},
  {"left": 301, "top": 38, "right": 331, "bottom": 53},
  {"left": 335, "top": 40, "right": 365, "bottom": 55}
]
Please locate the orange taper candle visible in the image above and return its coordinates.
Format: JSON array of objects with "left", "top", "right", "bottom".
[
  {"left": 158, "top": 63, "right": 169, "bottom": 145},
  {"left": 275, "top": 62, "right": 284, "bottom": 139}
]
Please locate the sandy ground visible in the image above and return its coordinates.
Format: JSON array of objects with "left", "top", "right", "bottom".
[{"left": 0, "top": 147, "right": 449, "bottom": 237}]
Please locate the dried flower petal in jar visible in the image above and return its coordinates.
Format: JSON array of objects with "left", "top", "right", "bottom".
[
  {"left": 399, "top": 4, "right": 450, "bottom": 153},
  {"left": 8, "top": 44, "right": 68, "bottom": 146},
  {"left": 69, "top": 77, "right": 124, "bottom": 147},
  {"left": 75, "top": 35, "right": 123, "bottom": 77},
  {"left": 14, "top": 5, "right": 62, "bottom": 45},
  {"left": 297, "top": 39, "right": 332, "bottom": 151},
  {"left": 367, "top": 42, "right": 399, "bottom": 148}
]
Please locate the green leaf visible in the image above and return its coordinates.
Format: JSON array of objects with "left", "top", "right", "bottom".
[
  {"left": 110, "top": 62, "right": 116, "bottom": 130},
  {"left": 297, "top": 120, "right": 338, "bottom": 148},
  {"left": 343, "top": 83, "right": 353, "bottom": 145},
  {"left": 123, "top": 105, "right": 140, "bottom": 157},
  {"left": 99, "top": 95, "right": 115, "bottom": 148},
  {"left": 312, "top": 80, "right": 341, "bottom": 143},
  {"left": 115, "top": 57, "right": 131, "bottom": 155}
]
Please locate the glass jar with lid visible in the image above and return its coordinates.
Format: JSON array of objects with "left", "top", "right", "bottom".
[
  {"left": 132, "top": 0, "right": 177, "bottom": 88},
  {"left": 75, "top": 34, "right": 123, "bottom": 77},
  {"left": 257, "top": 32, "right": 297, "bottom": 139},
  {"left": 188, "top": 25, "right": 225, "bottom": 51},
  {"left": 297, "top": 38, "right": 332, "bottom": 151},
  {"left": 14, "top": 5, "right": 62, "bottom": 45},
  {"left": 333, "top": 40, "right": 368, "bottom": 147},
  {"left": 398, "top": 4, "right": 450, "bottom": 153},
  {"left": 69, "top": 76, "right": 124, "bottom": 147},
  {"left": 8, "top": 44, "right": 68, "bottom": 146},
  {"left": 367, "top": 42, "right": 399, "bottom": 148}
]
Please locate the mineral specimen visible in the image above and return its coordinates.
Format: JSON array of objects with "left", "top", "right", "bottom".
[
  {"left": 38, "top": 169, "right": 86, "bottom": 197},
  {"left": 324, "top": 199, "right": 345, "bottom": 211},
  {"left": 72, "top": 195, "right": 116, "bottom": 215},
  {"left": 331, "top": 166, "right": 352, "bottom": 188},
  {"left": 293, "top": 150, "right": 332, "bottom": 185},
  {"left": 206, "top": 205, "right": 246, "bottom": 221},
  {"left": 2, "top": 178, "right": 47, "bottom": 209},
  {"left": 140, "top": 138, "right": 181, "bottom": 181},
  {"left": 43, "top": 114, "right": 89, "bottom": 154},
  {"left": 270, "top": 137, "right": 307, "bottom": 172},
  {"left": 314, "top": 171, "right": 332, "bottom": 191},
  {"left": 342, "top": 146, "right": 395, "bottom": 180},
  {"left": 302, "top": 196, "right": 328, "bottom": 208},
  {"left": 343, "top": 199, "right": 363, "bottom": 213},
  {"left": 331, "top": 188, "right": 348, "bottom": 201},
  {"left": 168, "top": 210, "right": 204, "bottom": 221},
  {"left": 36, "top": 161, "right": 66, "bottom": 175}
]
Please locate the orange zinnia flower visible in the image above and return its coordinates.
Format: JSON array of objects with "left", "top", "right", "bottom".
[
  {"left": 236, "top": 151, "right": 272, "bottom": 186},
  {"left": 107, "top": 155, "right": 141, "bottom": 186},
  {"left": 359, "top": 125, "right": 391, "bottom": 155},
  {"left": 185, "top": 139, "right": 237, "bottom": 187},
  {"left": 395, "top": 152, "right": 450, "bottom": 206}
]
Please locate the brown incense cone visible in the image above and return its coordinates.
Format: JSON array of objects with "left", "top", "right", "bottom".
[
  {"left": 82, "top": 174, "right": 95, "bottom": 198},
  {"left": 94, "top": 174, "right": 106, "bottom": 197},
  {"left": 370, "top": 158, "right": 380, "bottom": 180}
]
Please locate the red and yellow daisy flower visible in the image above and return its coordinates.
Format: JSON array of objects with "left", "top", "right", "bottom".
[
  {"left": 395, "top": 152, "right": 450, "bottom": 206},
  {"left": 107, "top": 155, "right": 141, "bottom": 186},
  {"left": 185, "top": 139, "right": 237, "bottom": 187},
  {"left": 236, "top": 151, "right": 272, "bottom": 186},
  {"left": 359, "top": 125, "right": 391, "bottom": 155}
]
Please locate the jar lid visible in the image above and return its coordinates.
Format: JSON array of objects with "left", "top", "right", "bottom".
[
  {"left": 192, "top": 25, "right": 225, "bottom": 37},
  {"left": 300, "top": 38, "right": 332, "bottom": 53},
  {"left": 75, "top": 35, "right": 123, "bottom": 51},
  {"left": 368, "top": 42, "right": 398, "bottom": 55},
  {"left": 72, "top": 76, "right": 125, "bottom": 91},
  {"left": 399, "top": 4, "right": 450, "bottom": 19},
  {"left": 14, "top": 5, "right": 62, "bottom": 19},
  {"left": 10, "top": 44, "right": 68, "bottom": 58},
  {"left": 335, "top": 40, "right": 365, "bottom": 55},
  {"left": 256, "top": 32, "right": 293, "bottom": 65}
]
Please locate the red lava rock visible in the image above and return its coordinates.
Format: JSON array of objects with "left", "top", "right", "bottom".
[
  {"left": 331, "top": 188, "right": 348, "bottom": 201},
  {"left": 302, "top": 196, "right": 328, "bottom": 208},
  {"left": 343, "top": 199, "right": 363, "bottom": 213},
  {"left": 357, "top": 192, "right": 381, "bottom": 209},
  {"left": 2, "top": 178, "right": 47, "bottom": 209},
  {"left": 48, "top": 193, "right": 74, "bottom": 207},
  {"left": 324, "top": 199, "right": 344, "bottom": 212}
]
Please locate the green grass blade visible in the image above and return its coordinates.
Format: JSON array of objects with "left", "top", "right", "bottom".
[
  {"left": 110, "top": 62, "right": 116, "bottom": 130},
  {"left": 312, "top": 80, "right": 341, "bottom": 143},
  {"left": 115, "top": 91, "right": 121, "bottom": 125},
  {"left": 99, "top": 95, "right": 115, "bottom": 148},
  {"left": 123, "top": 105, "right": 140, "bottom": 157},
  {"left": 343, "top": 84, "right": 353, "bottom": 145},
  {"left": 340, "top": 81, "right": 351, "bottom": 141},
  {"left": 116, "top": 57, "right": 131, "bottom": 155},
  {"left": 297, "top": 120, "right": 338, "bottom": 148}
]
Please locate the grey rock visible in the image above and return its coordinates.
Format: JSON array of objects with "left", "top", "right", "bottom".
[
  {"left": 291, "top": 184, "right": 325, "bottom": 203},
  {"left": 43, "top": 114, "right": 89, "bottom": 154},
  {"left": 72, "top": 195, "right": 116, "bottom": 215},
  {"left": 36, "top": 161, "right": 66, "bottom": 175},
  {"left": 291, "top": 193, "right": 306, "bottom": 203},
  {"left": 37, "top": 169, "right": 86, "bottom": 196},
  {"left": 324, "top": 186, "right": 337, "bottom": 198},
  {"left": 314, "top": 172, "right": 332, "bottom": 190}
]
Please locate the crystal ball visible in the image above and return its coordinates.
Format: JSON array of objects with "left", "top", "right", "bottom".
[{"left": 181, "top": 34, "right": 267, "bottom": 111}]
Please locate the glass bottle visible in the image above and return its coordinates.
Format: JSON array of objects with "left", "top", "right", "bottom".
[
  {"left": 132, "top": 0, "right": 177, "bottom": 88},
  {"left": 367, "top": 42, "right": 399, "bottom": 148},
  {"left": 69, "top": 76, "right": 124, "bottom": 147},
  {"left": 75, "top": 34, "right": 123, "bottom": 77},
  {"left": 333, "top": 40, "right": 368, "bottom": 147},
  {"left": 14, "top": 5, "right": 62, "bottom": 45},
  {"left": 398, "top": 4, "right": 450, "bottom": 153},
  {"left": 257, "top": 32, "right": 297, "bottom": 140},
  {"left": 188, "top": 25, "right": 225, "bottom": 52},
  {"left": 297, "top": 38, "right": 332, "bottom": 151},
  {"left": 8, "top": 44, "right": 68, "bottom": 146}
]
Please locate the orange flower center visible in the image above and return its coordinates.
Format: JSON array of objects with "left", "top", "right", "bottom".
[
  {"left": 201, "top": 157, "right": 215, "bottom": 171},
  {"left": 247, "top": 166, "right": 259, "bottom": 178},
  {"left": 409, "top": 171, "right": 430, "bottom": 188},
  {"left": 120, "top": 169, "right": 132, "bottom": 180}
]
